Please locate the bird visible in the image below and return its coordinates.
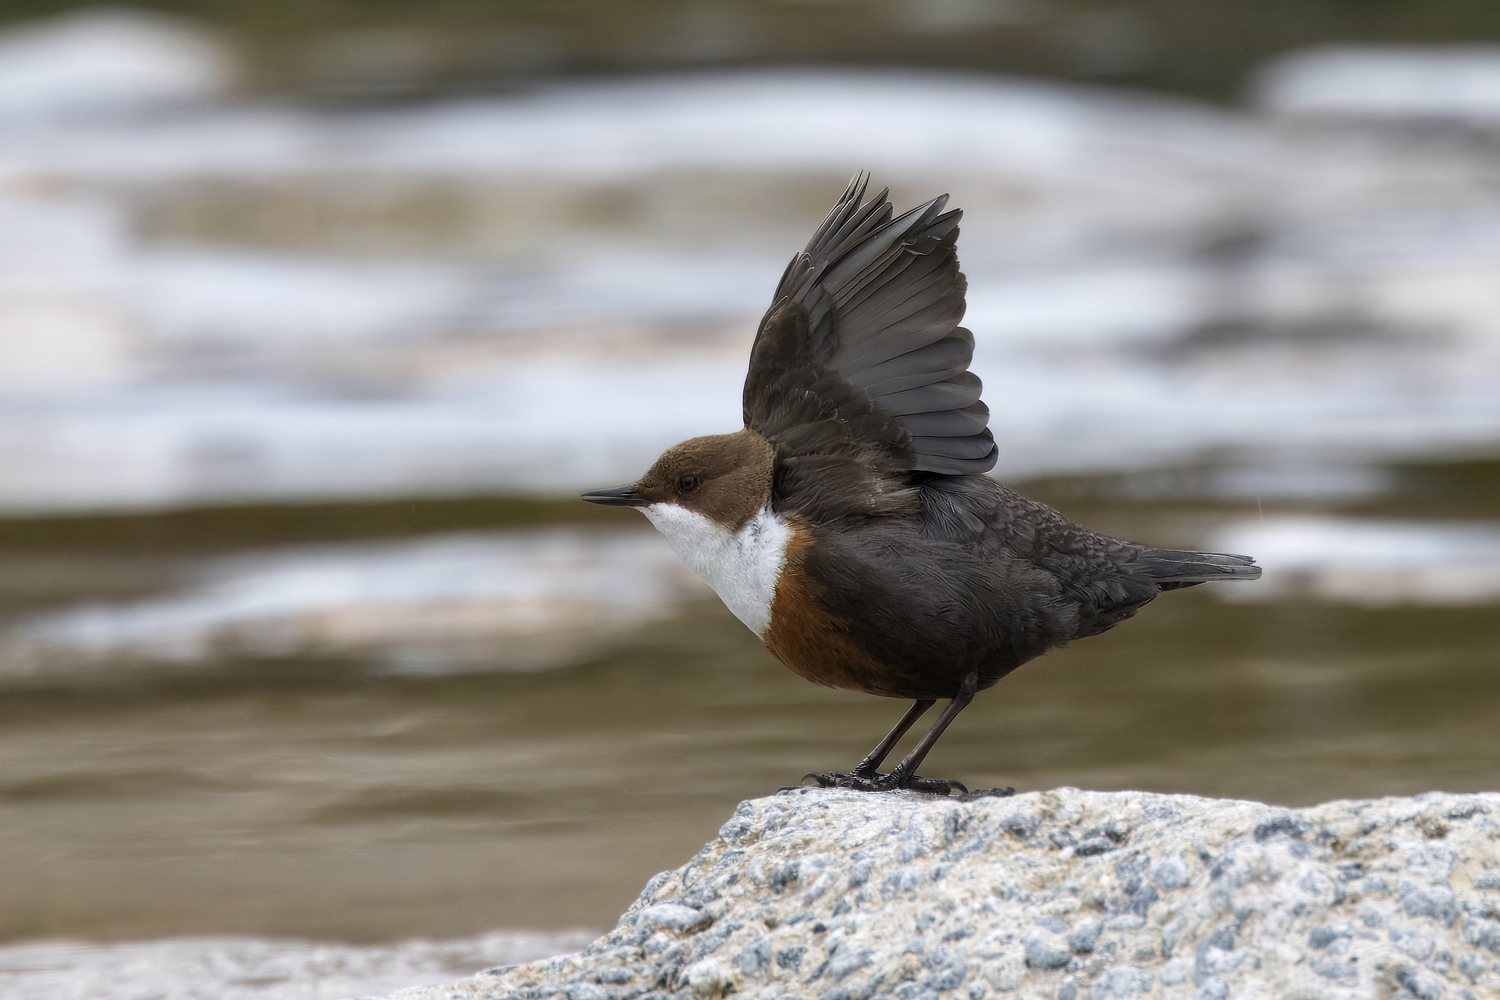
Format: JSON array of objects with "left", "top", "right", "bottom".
[{"left": 582, "top": 176, "right": 1261, "bottom": 795}]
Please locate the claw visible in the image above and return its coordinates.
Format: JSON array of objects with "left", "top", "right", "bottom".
[
  {"left": 799, "top": 770, "right": 967, "bottom": 796},
  {"left": 904, "top": 775, "right": 968, "bottom": 795}
]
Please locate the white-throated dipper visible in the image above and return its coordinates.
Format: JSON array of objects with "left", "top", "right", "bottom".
[{"left": 582, "top": 176, "right": 1261, "bottom": 794}]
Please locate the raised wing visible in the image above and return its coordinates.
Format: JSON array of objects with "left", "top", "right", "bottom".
[{"left": 743, "top": 176, "right": 997, "bottom": 488}]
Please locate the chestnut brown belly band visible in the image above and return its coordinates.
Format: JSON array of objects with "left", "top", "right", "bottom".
[{"left": 761, "top": 528, "right": 908, "bottom": 698}]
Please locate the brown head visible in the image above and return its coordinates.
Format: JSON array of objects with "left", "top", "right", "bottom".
[{"left": 581, "top": 428, "right": 775, "bottom": 531}]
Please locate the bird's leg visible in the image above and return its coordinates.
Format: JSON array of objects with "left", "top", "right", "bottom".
[
  {"left": 880, "top": 674, "right": 977, "bottom": 794},
  {"left": 802, "top": 700, "right": 933, "bottom": 790},
  {"left": 851, "top": 699, "right": 935, "bottom": 777},
  {"left": 803, "top": 674, "right": 979, "bottom": 795}
]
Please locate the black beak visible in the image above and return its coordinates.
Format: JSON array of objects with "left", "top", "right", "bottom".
[{"left": 581, "top": 486, "right": 648, "bottom": 507}]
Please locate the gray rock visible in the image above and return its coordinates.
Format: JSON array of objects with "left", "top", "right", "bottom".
[
  {"left": 1146, "top": 857, "right": 1191, "bottom": 891},
  {"left": 1023, "top": 927, "right": 1071, "bottom": 969},
  {"left": 383, "top": 788, "right": 1500, "bottom": 1000},
  {"left": 1068, "top": 922, "right": 1103, "bottom": 954},
  {"left": 635, "top": 904, "right": 711, "bottom": 935},
  {"left": 1390, "top": 926, "right": 1435, "bottom": 961},
  {"left": 1090, "top": 965, "right": 1151, "bottom": 998},
  {"left": 734, "top": 938, "right": 770, "bottom": 976},
  {"left": 1403, "top": 885, "right": 1460, "bottom": 925}
]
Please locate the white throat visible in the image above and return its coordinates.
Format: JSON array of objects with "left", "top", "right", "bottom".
[{"left": 640, "top": 502, "right": 792, "bottom": 636}]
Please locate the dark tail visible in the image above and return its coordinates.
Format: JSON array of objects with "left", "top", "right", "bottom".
[{"left": 1128, "top": 547, "right": 1262, "bottom": 591}]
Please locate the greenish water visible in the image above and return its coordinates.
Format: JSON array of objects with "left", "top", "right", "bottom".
[{"left": 0, "top": 462, "right": 1496, "bottom": 946}]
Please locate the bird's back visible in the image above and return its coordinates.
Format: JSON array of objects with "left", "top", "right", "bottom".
[
  {"left": 924, "top": 471, "right": 1256, "bottom": 630},
  {"left": 787, "top": 473, "right": 1257, "bottom": 698}
]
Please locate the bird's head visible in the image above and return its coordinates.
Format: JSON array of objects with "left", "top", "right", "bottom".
[{"left": 581, "top": 428, "right": 774, "bottom": 533}]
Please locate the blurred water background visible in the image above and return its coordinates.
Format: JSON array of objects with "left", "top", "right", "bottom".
[{"left": 2, "top": 2, "right": 1500, "bottom": 997}]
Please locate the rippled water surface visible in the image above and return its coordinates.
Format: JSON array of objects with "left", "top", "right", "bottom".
[
  {"left": 4, "top": 26, "right": 1500, "bottom": 993},
  {"left": 2, "top": 465, "right": 1497, "bottom": 946}
]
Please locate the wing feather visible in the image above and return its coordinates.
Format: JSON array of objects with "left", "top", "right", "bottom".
[
  {"left": 850, "top": 330, "right": 975, "bottom": 396},
  {"left": 876, "top": 374, "right": 984, "bottom": 416},
  {"left": 912, "top": 433, "right": 1000, "bottom": 461},
  {"left": 901, "top": 403, "right": 990, "bottom": 437}
]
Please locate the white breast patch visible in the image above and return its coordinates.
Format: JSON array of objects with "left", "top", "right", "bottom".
[{"left": 640, "top": 502, "right": 793, "bottom": 636}]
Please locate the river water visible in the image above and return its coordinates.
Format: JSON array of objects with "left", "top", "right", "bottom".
[
  {"left": 3, "top": 18, "right": 1500, "bottom": 998},
  {"left": 2, "top": 463, "right": 1498, "bottom": 959}
]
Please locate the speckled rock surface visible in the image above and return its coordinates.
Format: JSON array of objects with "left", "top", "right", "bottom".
[{"left": 383, "top": 787, "right": 1500, "bottom": 1000}]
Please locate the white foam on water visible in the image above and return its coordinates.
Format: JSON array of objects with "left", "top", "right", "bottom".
[
  {"left": 4, "top": 528, "right": 711, "bottom": 676},
  {"left": 0, "top": 9, "right": 232, "bottom": 122},
  {"left": 12, "top": 513, "right": 1495, "bottom": 679},
  {"left": 0, "top": 224, "right": 1490, "bottom": 510},
  {"left": 1210, "top": 516, "right": 1500, "bottom": 606},
  {"left": 1255, "top": 45, "right": 1500, "bottom": 121},
  {"left": 0, "top": 68, "right": 1256, "bottom": 184},
  {"left": 0, "top": 930, "right": 594, "bottom": 1000},
  {"left": 1, "top": 60, "right": 1499, "bottom": 510},
  {"left": 0, "top": 355, "right": 750, "bottom": 510},
  {"left": 128, "top": 246, "right": 779, "bottom": 356}
]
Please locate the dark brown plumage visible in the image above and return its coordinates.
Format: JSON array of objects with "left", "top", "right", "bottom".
[{"left": 584, "top": 176, "right": 1261, "bottom": 795}]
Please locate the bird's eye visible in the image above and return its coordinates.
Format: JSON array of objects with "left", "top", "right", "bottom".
[{"left": 678, "top": 473, "right": 701, "bottom": 493}]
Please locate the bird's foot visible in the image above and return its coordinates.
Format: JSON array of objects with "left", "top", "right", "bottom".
[{"left": 801, "top": 771, "right": 968, "bottom": 796}]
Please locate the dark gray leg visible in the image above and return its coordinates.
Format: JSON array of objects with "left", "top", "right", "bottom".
[
  {"left": 882, "top": 674, "right": 978, "bottom": 792},
  {"left": 849, "top": 700, "right": 935, "bottom": 777},
  {"left": 804, "top": 674, "right": 979, "bottom": 795}
]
